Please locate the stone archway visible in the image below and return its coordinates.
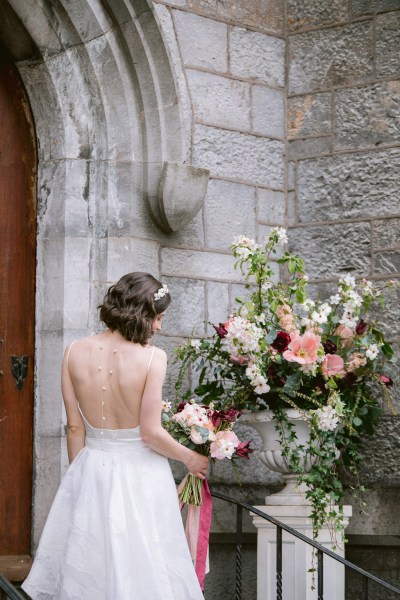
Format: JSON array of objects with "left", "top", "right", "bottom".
[{"left": 0, "top": 0, "right": 193, "bottom": 550}]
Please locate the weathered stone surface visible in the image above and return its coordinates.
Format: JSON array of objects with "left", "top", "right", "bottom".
[
  {"left": 358, "top": 417, "right": 400, "bottom": 484},
  {"left": 297, "top": 149, "right": 400, "bottom": 222},
  {"left": 288, "top": 22, "right": 373, "bottom": 94},
  {"left": 252, "top": 85, "right": 284, "bottom": 138},
  {"left": 206, "top": 281, "right": 230, "bottom": 334},
  {"left": 258, "top": 188, "right": 286, "bottom": 225},
  {"left": 289, "top": 222, "right": 371, "bottom": 279},
  {"left": 36, "top": 238, "right": 65, "bottom": 331},
  {"left": 288, "top": 161, "right": 296, "bottom": 190},
  {"left": 63, "top": 237, "right": 91, "bottom": 330},
  {"left": 161, "top": 247, "right": 240, "bottom": 281},
  {"left": 369, "top": 287, "right": 400, "bottom": 339},
  {"left": 352, "top": 0, "right": 400, "bottom": 14},
  {"left": 375, "top": 251, "right": 400, "bottom": 275},
  {"left": 107, "top": 237, "right": 160, "bottom": 282},
  {"left": 162, "top": 277, "right": 206, "bottom": 336},
  {"left": 287, "top": 191, "right": 297, "bottom": 226},
  {"left": 374, "top": 218, "right": 400, "bottom": 249},
  {"left": 193, "top": 125, "right": 285, "bottom": 188},
  {"left": 335, "top": 82, "right": 400, "bottom": 150},
  {"left": 186, "top": 69, "right": 250, "bottom": 130},
  {"left": 154, "top": 334, "right": 189, "bottom": 402},
  {"left": 58, "top": 0, "right": 112, "bottom": 43},
  {"left": 287, "top": 0, "right": 348, "bottom": 31},
  {"left": 376, "top": 12, "right": 400, "bottom": 78},
  {"left": 288, "top": 136, "right": 331, "bottom": 159},
  {"left": 185, "top": 0, "right": 284, "bottom": 34},
  {"left": 172, "top": 10, "right": 228, "bottom": 72},
  {"left": 230, "top": 28, "right": 285, "bottom": 87},
  {"left": 204, "top": 179, "right": 257, "bottom": 250},
  {"left": 288, "top": 92, "right": 331, "bottom": 139}
]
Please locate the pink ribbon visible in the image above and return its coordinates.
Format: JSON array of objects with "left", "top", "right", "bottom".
[{"left": 178, "top": 477, "right": 213, "bottom": 591}]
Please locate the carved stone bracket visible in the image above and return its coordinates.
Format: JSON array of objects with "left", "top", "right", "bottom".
[{"left": 147, "top": 161, "right": 210, "bottom": 233}]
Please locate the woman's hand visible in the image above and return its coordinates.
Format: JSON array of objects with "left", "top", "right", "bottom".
[{"left": 184, "top": 451, "right": 209, "bottom": 480}]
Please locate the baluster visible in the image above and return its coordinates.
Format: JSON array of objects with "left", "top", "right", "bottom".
[
  {"left": 236, "top": 503, "right": 242, "bottom": 600},
  {"left": 362, "top": 575, "right": 369, "bottom": 600},
  {"left": 276, "top": 526, "right": 282, "bottom": 600},
  {"left": 317, "top": 549, "right": 324, "bottom": 600}
]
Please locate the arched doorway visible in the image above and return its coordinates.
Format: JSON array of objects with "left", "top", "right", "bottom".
[{"left": 0, "top": 48, "right": 36, "bottom": 577}]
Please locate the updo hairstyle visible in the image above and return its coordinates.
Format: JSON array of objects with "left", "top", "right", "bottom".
[{"left": 98, "top": 272, "right": 171, "bottom": 345}]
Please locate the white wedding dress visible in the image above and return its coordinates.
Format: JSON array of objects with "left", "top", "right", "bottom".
[{"left": 22, "top": 409, "right": 204, "bottom": 599}]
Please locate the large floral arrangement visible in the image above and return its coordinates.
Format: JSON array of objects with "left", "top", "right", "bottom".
[{"left": 175, "top": 229, "right": 397, "bottom": 539}]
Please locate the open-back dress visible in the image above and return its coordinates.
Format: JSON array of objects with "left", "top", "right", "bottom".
[{"left": 22, "top": 345, "right": 204, "bottom": 600}]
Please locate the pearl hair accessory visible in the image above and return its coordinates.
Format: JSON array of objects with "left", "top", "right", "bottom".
[{"left": 154, "top": 284, "right": 169, "bottom": 301}]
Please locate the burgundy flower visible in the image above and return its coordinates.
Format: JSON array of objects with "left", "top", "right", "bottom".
[
  {"left": 213, "top": 323, "right": 228, "bottom": 338},
  {"left": 176, "top": 402, "right": 187, "bottom": 412},
  {"left": 355, "top": 319, "right": 368, "bottom": 335},
  {"left": 266, "top": 365, "right": 286, "bottom": 387},
  {"left": 235, "top": 440, "right": 254, "bottom": 460},
  {"left": 342, "top": 372, "right": 358, "bottom": 387},
  {"left": 379, "top": 374, "right": 393, "bottom": 387},
  {"left": 271, "top": 331, "right": 291, "bottom": 353},
  {"left": 210, "top": 408, "right": 241, "bottom": 427},
  {"left": 322, "top": 339, "right": 337, "bottom": 354}
]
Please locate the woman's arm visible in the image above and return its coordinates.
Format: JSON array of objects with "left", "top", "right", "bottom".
[
  {"left": 61, "top": 344, "right": 86, "bottom": 463},
  {"left": 140, "top": 348, "right": 209, "bottom": 479}
]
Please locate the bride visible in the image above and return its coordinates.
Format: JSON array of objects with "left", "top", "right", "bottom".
[{"left": 22, "top": 272, "right": 208, "bottom": 599}]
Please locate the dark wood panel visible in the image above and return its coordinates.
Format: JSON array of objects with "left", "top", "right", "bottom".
[{"left": 0, "top": 53, "right": 36, "bottom": 556}]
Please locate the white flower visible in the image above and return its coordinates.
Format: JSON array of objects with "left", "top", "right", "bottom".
[
  {"left": 300, "top": 363, "right": 318, "bottom": 376},
  {"left": 339, "top": 274, "right": 356, "bottom": 288},
  {"left": 301, "top": 317, "right": 313, "bottom": 328},
  {"left": 311, "top": 310, "right": 328, "bottom": 325},
  {"left": 252, "top": 375, "right": 270, "bottom": 395},
  {"left": 245, "top": 364, "right": 259, "bottom": 380},
  {"left": 222, "top": 316, "right": 263, "bottom": 356},
  {"left": 365, "top": 344, "right": 379, "bottom": 360},
  {"left": 236, "top": 246, "right": 251, "bottom": 259},
  {"left": 330, "top": 294, "right": 341, "bottom": 305},
  {"left": 315, "top": 406, "right": 340, "bottom": 432},
  {"left": 320, "top": 303, "right": 332, "bottom": 315},
  {"left": 161, "top": 400, "right": 172, "bottom": 412},
  {"left": 301, "top": 298, "right": 315, "bottom": 311},
  {"left": 262, "top": 281, "right": 273, "bottom": 291},
  {"left": 269, "top": 227, "right": 288, "bottom": 246},
  {"left": 254, "top": 313, "right": 266, "bottom": 324},
  {"left": 190, "top": 339, "right": 201, "bottom": 352}
]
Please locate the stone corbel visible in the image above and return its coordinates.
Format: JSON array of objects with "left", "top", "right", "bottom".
[{"left": 147, "top": 161, "right": 210, "bottom": 233}]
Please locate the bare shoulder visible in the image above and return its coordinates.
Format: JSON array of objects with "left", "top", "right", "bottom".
[
  {"left": 64, "top": 334, "right": 100, "bottom": 357},
  {"left": 151, "top": 346, "right": 168, "bottom": 363}
]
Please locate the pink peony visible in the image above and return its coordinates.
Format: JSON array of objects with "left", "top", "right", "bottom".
[
  {"left": 321, "top": 354, "right": 345, "bottom": 377},
  {"left": 283, "top": 330, "right": 320, "bottom": 365},
  {"left": 210, "top": 430, "right": 240, "bottom": 460}
]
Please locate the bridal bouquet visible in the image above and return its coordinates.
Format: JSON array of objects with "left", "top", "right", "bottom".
[
  {"left": 175, "top": 228, "right": 398, "bottom": 538},
  {"left": 162, "top": 399, "right": 253, "bottom": 504}
]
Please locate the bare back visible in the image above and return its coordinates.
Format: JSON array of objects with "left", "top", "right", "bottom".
[{"left": 66, "top": 330, "right": 155, "bottom": 430}]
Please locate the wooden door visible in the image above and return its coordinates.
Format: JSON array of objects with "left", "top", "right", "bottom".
[{"left": 0, "top": 49, "right": 36, "bottom": 574}]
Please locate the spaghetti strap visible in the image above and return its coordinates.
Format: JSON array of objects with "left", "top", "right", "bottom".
[
  {"left": 66, "top": 341, "right": 76, "bottom": 370},
  {"left": 147, "top": 346, "right": 155, "bottom": 372}
]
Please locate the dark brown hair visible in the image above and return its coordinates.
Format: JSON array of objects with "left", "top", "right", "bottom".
[{"left": 98, "top": 272, "right": 171, "bottom": 345}]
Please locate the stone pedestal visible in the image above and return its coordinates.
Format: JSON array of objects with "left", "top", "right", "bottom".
[{"left": 251, "top": 501, "right": 352, "bottom": 600}]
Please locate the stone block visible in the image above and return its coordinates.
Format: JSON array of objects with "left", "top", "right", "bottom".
[
  {"left": 161, "top": 247, "right": 241, "bottom": 282},
  {"left": 376, "top": 12, "right": 400, "bottom": 78},
  {"left": 297, "top": 149, "right": 400, "bottom": 222},
  {"left": 345, "top": 488, "right": 400, "bottom": 535},
  {"left": 375, "top": 251, "right": 400, "bottom": 275},
  {"left": 184, "top": 0, "right": 284, "bottom": 35},
  {"left": 374, "top": 218, "right": 400, "bottom": 249},
  {"left": 288, "top": 222, "right": 371, "bottom": 279},
  {"left": 335, "top": 82, "right": 400, "bottom": 150},
  {"left": 252, "top": 86, "right": 284, "bottom": 139},
  {"left": 154, "top": 334, "right": 189, "bottom": 403},
  {"left": 106, "top": 237, "right": 160, "bottom": 282},
  {"left": 358, "top": 417, "right": 400, "bottom": 485},
  {"left": 63, "top": 237, "right": 91, "bottom": 330},
  {"left": 193, "top": 125, "right": 285, "bottom": 188},
  {"left": 172, "top": 10, "right": 228, "bottom": 72},
  {"left": 257, "top": 225, "right": 285, "bottom": 260},
  {"left": 36, "top": 238, "right": 65, "bottom": 331},
  {"left": 161, "top": 277, "right": 206, "bottom": 337},
  {"left": 352, "top": 0, "right": 400, "bottom": 15},
  {"left": 206, "top": 281, "right": 230, "bottom": 335},
  {"left": 35, "top": 330, "right": 64, "bottom": 438},
  {"left": 287, "top": 0, "right": 349, "bottom": 31},
  {"left": 59, "top": 0, "right": 112, "bottom": 43},
  {"left": 288, "top": 92, "right": 331, "bottom": 139},
  {"left": 231, "top": 283, "right": 251, "bottom": 308},
  {"left": 204, "top": 179, "right": 257, "bottom": 250},
  {"left": 288, "top": 22, "right": 373, "bottom": 94},
  {"left": 257, "top": 188, "right": 286, "bottom": 225},
  {"left": 287, "top": 191, "right": 297, "bottom": 226},
  {"left": 288, "top": 161, "right": 296, "bottom": 190},
  {"left": 288, "top": 136, "right": 331, "bottom": 159},
  {"left": 230, "top": 27, "right": 285, "bottom": 87},
  {"left": 186, "top": 69, "right": 250, "bottom": 130},
  {"left": 369, "top": 286, "right": 400, "bottom": 339}
]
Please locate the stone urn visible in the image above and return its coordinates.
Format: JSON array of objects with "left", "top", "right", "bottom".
[{"left": 240, "top": 409, "right": 313, "bottom": 505}]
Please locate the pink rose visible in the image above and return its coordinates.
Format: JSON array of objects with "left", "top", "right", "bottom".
[
  {"left": 283, "top": 330, "right": 320, "bottom": 364},
  {"left": 334, "top": 325, "right": 355, "bottom": 348},
  {"left": 321, "top": 354, "right": 345, "bottom": 377}
]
